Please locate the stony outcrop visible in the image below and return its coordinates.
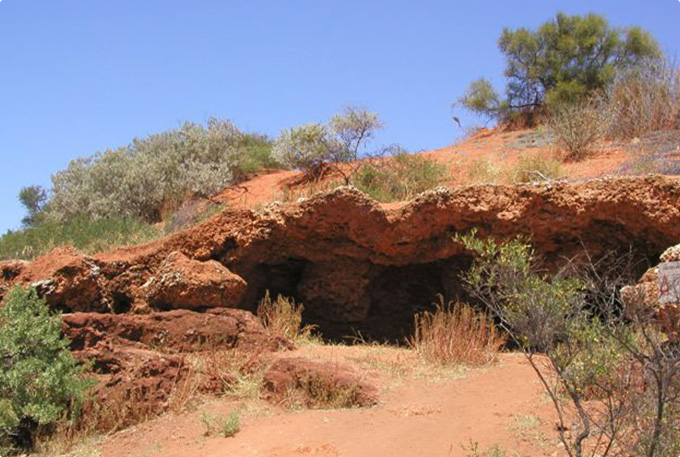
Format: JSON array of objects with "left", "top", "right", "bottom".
[
  {"left": 63, "top": 308, "right": 294, "bottom": 430},
  {"left": 142, "top": 251, "right": 247, "bottom": 311},
  {"left": 3, "top": 176, "right": 680, "bottom": 340},
  {"left": 622, "top": 242, "right": 680, "bottom": 342},
  {"left": 263, "top": 357, "right": 379, "bottom": 408},
  {"left": 62, "top": 308, "right": 292, "bottom": 353}
]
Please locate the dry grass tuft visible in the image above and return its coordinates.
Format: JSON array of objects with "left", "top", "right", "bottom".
[
  {"left": 257, "top": 291, "right": 317, "bottom": 343},
  {"left": 508, "top": 152, "right": 564, "bottom": 183},
  {"left": 466, "top": 158, "right": 502, "bottom": 184},
  {"left": 281, "top": 374, "right": 363, "bottom": 410},
  {"left": 411, "top": 296, "right": 505, "bottom": 367},
  {"left": 547, "top": 98, "right": 607, "bottom": 161}
]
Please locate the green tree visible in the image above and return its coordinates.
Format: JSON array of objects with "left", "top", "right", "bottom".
[
  {"left": 0, "top": 287, "right": 91, "bottom": 454},
  {"left": 459, "top": 13, "right": 661, "bottom": 121},
  {"left": 18, "top": 186, "right": 47, "bottom": 228}
]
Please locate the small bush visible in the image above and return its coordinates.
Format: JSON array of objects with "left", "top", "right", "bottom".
[
  {"left": 547, "top": 98, "right": 608, "bottom": 161},
  {"left": 411, "top": 296, "right": 504, "bottom": 367},
  {"left": 0, "top": 215, "right": 160, "bottom": 261},
  {"left": 507, "top": 152, "right": 563, "bottom": 183},
  {"left": 458, "top": 232, "right": 680, "bottom": 457},
  {"left": 466, "top": 158, "right": 502, "bottom": 185},
  {"left": 272, "top": 106, "right": 386, "bottom": 184},
  {"left": 354, "top": 152, "right": 449, "bottom": 202},
  {"left": 0, "top": 287, "right": 91, "bottom": 455},
  {"left": 200, "top": 411, "right": 240, "bottom": 438},
  {"left": 256, "top": 292, "right": 316, "bottom": 343}
]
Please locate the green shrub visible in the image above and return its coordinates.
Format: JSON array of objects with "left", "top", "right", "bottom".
[
  {"left": 0, "top": 287, "right": 91, "bottom": 454},
  {"left": 231, "top": 133, "right": 279, "bottom": 181},
  {"left": 0, "top": 215, "right": 160, "bottom": 261},
  {"left": 458, "top": 232, "right": 680, "bottom": 457},
  {"left": 458, "top": 13, "right": 661, "bottom": 123},
  {"left": 354, "top": 152, "right": 448, "bottom": 202}
]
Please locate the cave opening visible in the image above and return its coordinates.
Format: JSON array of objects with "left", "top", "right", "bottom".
[
  {"left": 236, "top": 238, "right": 663, "bottom": 344},
  {"left": 241, "top": 256, "right": 474, "bottom": 344}
]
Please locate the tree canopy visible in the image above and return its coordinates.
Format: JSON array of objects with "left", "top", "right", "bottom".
[{"left": 459, "top": 13, "right": 661, "bottom": 121}]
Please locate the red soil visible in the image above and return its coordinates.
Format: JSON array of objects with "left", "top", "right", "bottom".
[
  {"left": 94, "top": 348, "right": 560, "bottom": 457},
  {"left": 212, "top": 128, "right": 636, "bottom": 213}
]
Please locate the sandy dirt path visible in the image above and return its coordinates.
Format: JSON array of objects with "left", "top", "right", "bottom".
[{"left": 96, "top": 350, "right": 560, "bottom": 457}]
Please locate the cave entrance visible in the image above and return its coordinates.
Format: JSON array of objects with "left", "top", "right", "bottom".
[{"left": 244, "top": 256, "right": 473, "bottom": 344}]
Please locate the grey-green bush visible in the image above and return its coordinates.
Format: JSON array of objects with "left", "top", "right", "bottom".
[
  {"left": 0, "top": 287, "right": 91, "bottom": 455},
  {"left": 272, "top": 106, "right": 384, "bottom": 183},
  {"left": 49, "top": 118, "right": 276, "bottom": 223}
]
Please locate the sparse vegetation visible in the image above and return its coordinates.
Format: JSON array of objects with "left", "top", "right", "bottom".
[
  {"left": 508, "top": 152, "right": 564, "bottom": 182},
  {"left": 602, "top": 59, "right": 680, "bottom": 140},
  {"left": 458, "top": 232, "right": 680, "bottom": 457},
  {"left": 547, "top": 98, "right": 608, "bottom": 161},
  {"left": 466, "top": 158, "right": 502, "bottom": 184},
  {"left": 411, "top": 296, "right": 504, "bottom": 367},
  {"left": 282, "top": 374, "right": 362, "bottom": 410},
  {"left": 0, "top": 215, "right": 161, "bottom": 261},
  {"left": 256, "top": 291, "right": 316, "bottom": 343},
  {"left": 0, "top": 287, "right": 92, "bottom": 456},
  {"left": 200, "top": 410, "right": 241, "bottom": 438},
  {"left": 354, "top": 152, "right": 449, "bottom": 201},
  {"left": 163, "top": 200, "right": 223, "bottom": 235}
]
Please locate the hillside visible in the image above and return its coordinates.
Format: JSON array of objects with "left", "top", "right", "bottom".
[{"left": 1, "top": 128, "right": 680, "bottom": 457}]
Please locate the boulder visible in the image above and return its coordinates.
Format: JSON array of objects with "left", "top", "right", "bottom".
[{"left": 143, "top": 251, "right": 247, "bottom": 310}]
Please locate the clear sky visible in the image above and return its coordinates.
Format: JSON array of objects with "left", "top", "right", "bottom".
[{"left": 1, "top": 1, "right": 678, "bottom": 233}]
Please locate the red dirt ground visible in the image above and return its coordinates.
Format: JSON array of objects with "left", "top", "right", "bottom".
[
  {"left": 93, "top": 348, "right": 561, "bottom": 457},
  {"left": 212, "top": 128, "right": 635, "bottom": 213}
]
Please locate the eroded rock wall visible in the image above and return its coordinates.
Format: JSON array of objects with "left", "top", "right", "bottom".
[{"left": 2, "top": 177, "right": 680, "bottom": 340}]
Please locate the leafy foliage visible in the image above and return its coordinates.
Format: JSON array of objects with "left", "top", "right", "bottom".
[
  {"left": 459, "top": 13, "right": 661, "bottom": 122},
  {"left": 458, "top": 232, "right": 680, "bottom": 457},
  {"left": 0, "top": 287, "right": 91, "bottom": 454},
  {"left": 48, "top": 118, "right": 276, "bottom": 223},
  {"left": 18, "top": 186, "right": 47, "bottom": 228}
]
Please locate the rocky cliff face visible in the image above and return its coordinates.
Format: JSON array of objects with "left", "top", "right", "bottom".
[{"left": 3, "top": 176, "right": 680, "bottom": 340}]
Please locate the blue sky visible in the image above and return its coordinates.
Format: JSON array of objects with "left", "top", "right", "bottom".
[{"left": 1, "top": 1, "right": 678, "bottom": 233}]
